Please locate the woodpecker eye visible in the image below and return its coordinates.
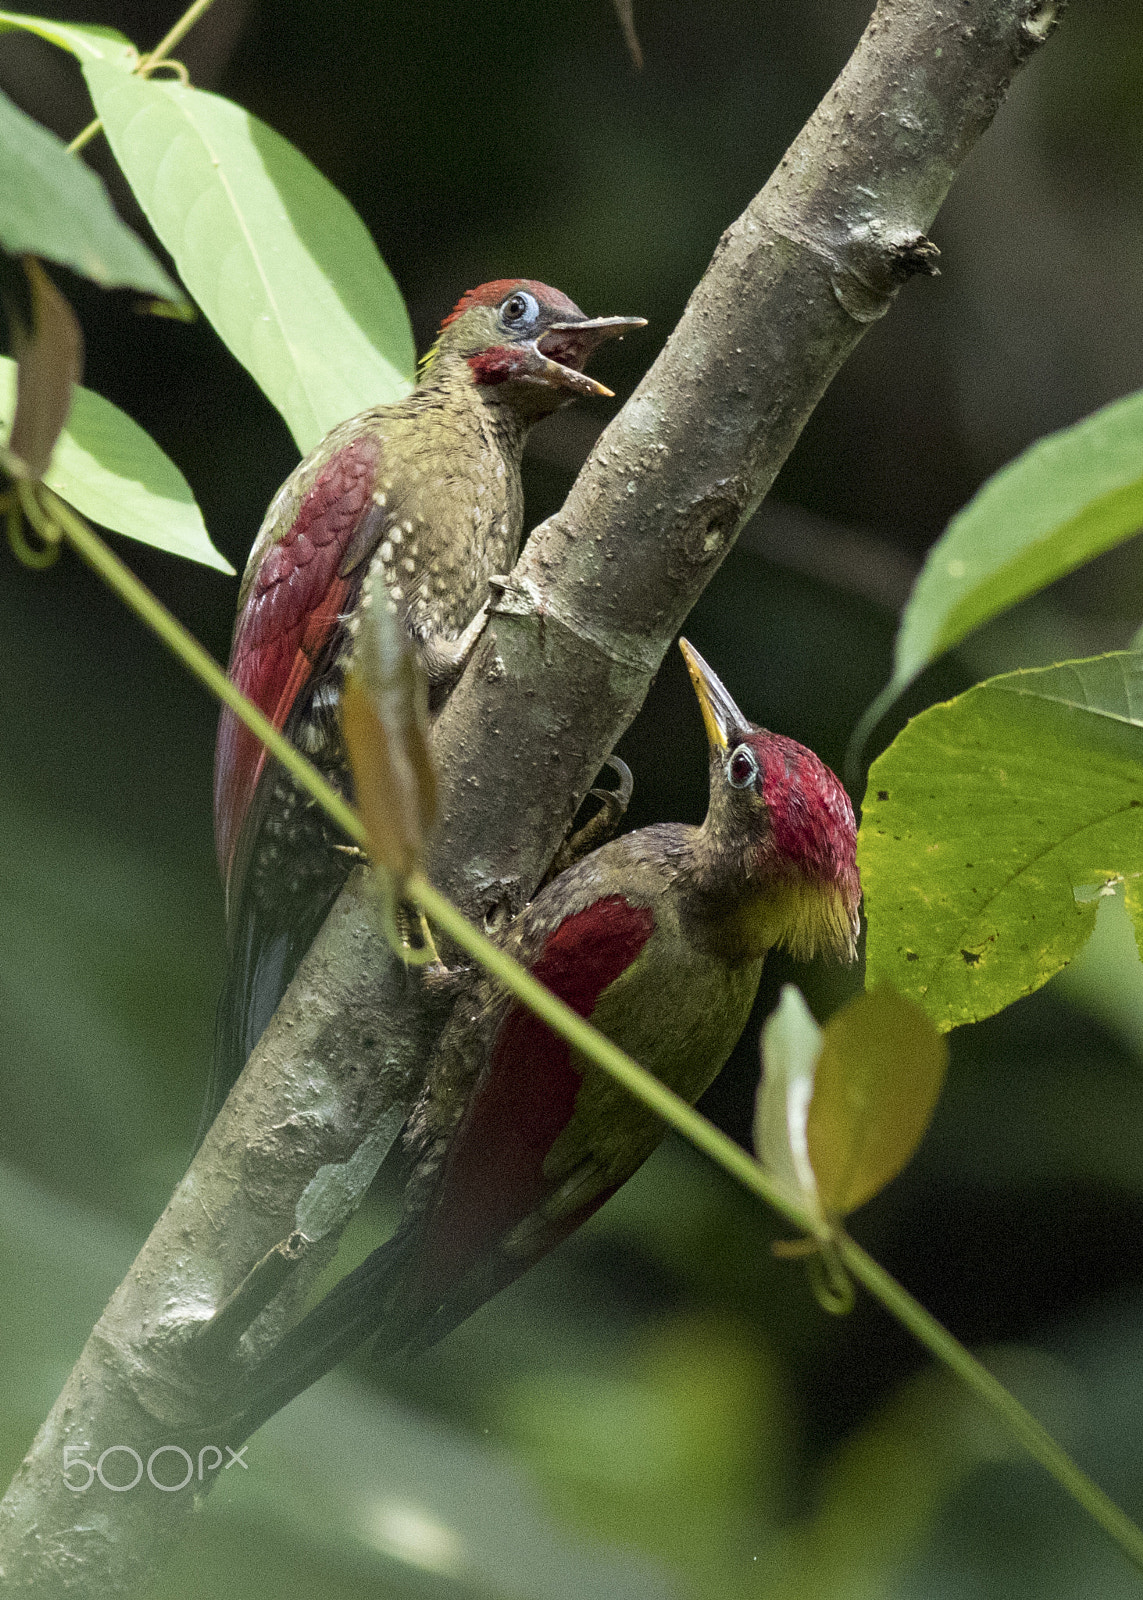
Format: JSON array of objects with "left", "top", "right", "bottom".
[
  {"left": 727, "top": 745, "right": 759, "bottom": 790},
  {"left": 500, "top": 291, "right": 540, "bottom": 328}
]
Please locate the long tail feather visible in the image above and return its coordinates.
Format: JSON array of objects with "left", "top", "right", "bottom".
[
  {"left": 197, "top": 848, "right": 352, "bottom": 1149},
  {"left": 230, "top": 1230, "right": 412, "bottom": 1442}
]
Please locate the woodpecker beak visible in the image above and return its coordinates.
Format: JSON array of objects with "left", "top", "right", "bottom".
[
  {"left": 679, "top": 638, "right": 751, "bottom": 751},
  {"left": 527, "top": 347, "right": 615, "bottom": 398},
  {"left": 544, "top": 314, "right": 648, "bottom": 341},
  {"left": 536, "top": 314, "right": 647, "bottom": 398}
]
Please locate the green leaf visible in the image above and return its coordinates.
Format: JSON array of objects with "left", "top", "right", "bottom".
[
  {"left": 0, "top": 354, "right": 232, "bottom": 571},
  {"left": 806, "top": 987, "right": 947, "bottom": 1216},
  {"left": 756, "top": 987, "right": 946, "bottom": 1224},
  {"left": 81, "top": 63, "right": 415, "bottom": 454},
  {"left": 1126, "top": 878, "right": 1143, "bottom": 968},
  {"left": 859, "top": 391, "right": 1143, "bottom": 737},
  {"left": 754, "top": 985, "right": 827, "bottom": 1231},
  {"left": 860, "top": 652, "right": 1143, "bottom": 1029},
  {"left": 0, "top": 10, "right": 137, "bottom": 67},
  {"left": 0, "top": 85, "right": 178, "bottom": 297},
  {"left": 1055, "top": 883, "right": 1143, "bottom": 1059}
]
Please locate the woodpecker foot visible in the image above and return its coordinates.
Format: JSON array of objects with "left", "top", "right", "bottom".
[
  {"left": 334, "top": 844, "right": 369, "bottom": 861},
  {"left": 394, "top": 897, "right": 441, "bottom": 966},
  {"left": 417, "top": 956, "right": 467, "bottom": 1001},
  {"left": 542, "top": 756, "right": 634, "bottom": 885},
  {"left": 195, "top": 1231, "right": 312, "bottom": 1367},
  {"left": 422, "top": 601, "right": 490, "bottom": 693}
]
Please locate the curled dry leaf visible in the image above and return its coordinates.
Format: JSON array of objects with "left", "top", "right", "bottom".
[
  {"left": 341, "top": 571, "right": 437, "bottom": 886},
  {"left": 612, "top": 0, "right": 643, "bottom": 68},
  {"left": 4, "top": 256, "right": 83, "bottom": 480}
]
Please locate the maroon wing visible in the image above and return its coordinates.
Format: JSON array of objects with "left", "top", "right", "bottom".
[
  {"left": 213, "top": 435, "right": 380, "bottom": 912},
  {"left": 409, "top": 894, "right": 656, "bottom": 1308}
]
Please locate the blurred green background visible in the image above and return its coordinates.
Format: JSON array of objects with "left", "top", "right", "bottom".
[{"left": 5, "top": 1, "right": 1143, "bottom": 1594}]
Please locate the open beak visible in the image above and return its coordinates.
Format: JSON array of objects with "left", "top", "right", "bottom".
[
  {"left": 679, "top": 638, "right": 750, "bottom": 751},
  {"left": 535, "top": 314, "right": 647, "bottom": 398}
]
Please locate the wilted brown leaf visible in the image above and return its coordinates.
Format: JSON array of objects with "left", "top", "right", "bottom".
[
  {"left": 341, "top": 573, "right": 437, "bottom": 885},
  {"left": 4, "top": 255, "right": 83, "bottom": 480},
  {"left": 612, "top": 0, "right": 643, "bottom": 69}
]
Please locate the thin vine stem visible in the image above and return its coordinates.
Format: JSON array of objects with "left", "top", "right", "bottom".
[
  {"left": 838, "top": 1237, "right": 1143, "bottom": 1569},
  {"left": 143, "top": 0, "right": 219, "bottom": 70},
  {"left": 27, "top": 483, "right": 365, "bottom": 848},
  {"left": 68, "top": 0, "right": 221, "bottom": 155},
  {"left": 22, "top": 496, "right": 1143, "bottom": 1574},
  {"left": 404, "top": 880, "right": 1143, "bottom": 1565},
  {"left": 68, "top": 117, "right": 104, "bottom": 157}
]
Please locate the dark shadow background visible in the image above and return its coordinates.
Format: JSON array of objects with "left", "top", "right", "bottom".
[{"left": 4, "top": 3, "right": 1143, "bottom": 1595}]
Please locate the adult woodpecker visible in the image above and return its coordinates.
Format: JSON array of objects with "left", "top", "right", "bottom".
[
  {"left": 207, "top": 281, "right": 645, "bottom": 1128},
  {"left": 231, "top": 641, "right": 860, "bottom": 1437}
]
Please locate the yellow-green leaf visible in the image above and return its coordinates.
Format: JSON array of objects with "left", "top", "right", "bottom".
[
  {"left": 806, "top": 988, "right": 948, "bottom": 1216},
  {"left": 860, "top": 653, "right": 1143, "bottom": 1029},
  {"left": 0, "top": 12, "right": 137, "bottom": 67},
  {"left": 855, "top": 390, "right": 1143, "bottom": 747}
]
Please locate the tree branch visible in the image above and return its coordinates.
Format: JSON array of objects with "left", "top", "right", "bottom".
[{"left": 0, "top": 2, "right": 1062, "bottom": 1591}]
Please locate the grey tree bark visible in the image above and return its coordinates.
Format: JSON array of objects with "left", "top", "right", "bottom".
[{"left": 0, "top": 1, "right": 1063, "bottom": 1591}]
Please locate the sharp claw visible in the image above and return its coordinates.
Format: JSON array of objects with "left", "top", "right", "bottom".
[
  {"left": 587, "top": 756, "right": 634, "bottom": 817},
  {"left": 540, "top": 755, "right": 636, "bottom": 885},
  {"left": 393, "top": 899, "right": 440, "bottom": 966},
  {"left": 423, "top": 601, "right": 490, "bottom": 691},
  {"left": 600, "top": 755, "right": 634, "bottom": 809}
]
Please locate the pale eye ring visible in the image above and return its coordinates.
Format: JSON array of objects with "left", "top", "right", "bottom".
[
  {"left": 727, "top": 744, "right": 759, "bottom": 789},
  {"left": 501, "top": 290, "right": 539, "bottom": 328}
]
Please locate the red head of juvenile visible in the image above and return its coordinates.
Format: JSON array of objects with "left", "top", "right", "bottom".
[
  {"left": 424, "top": 279, "right": 645, "bottom": 409},
  {"left": 680, "top": 638, "right": 861, "bottom": 963}
]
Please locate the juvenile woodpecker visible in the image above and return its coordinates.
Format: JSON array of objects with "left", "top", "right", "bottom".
[{"left": 208, "top": 282, "right": 644, "bottom": 1127}]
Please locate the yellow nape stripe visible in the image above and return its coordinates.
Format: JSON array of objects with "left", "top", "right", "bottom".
[
  {"left": 723, "top": 878, "right": 857, "bottom": 963},
  {"left": 772, "top": 878, "right": 857, "bottom": 963},
  {"left": 416, "top": 338, "right": 441, "bottom": 381}
]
